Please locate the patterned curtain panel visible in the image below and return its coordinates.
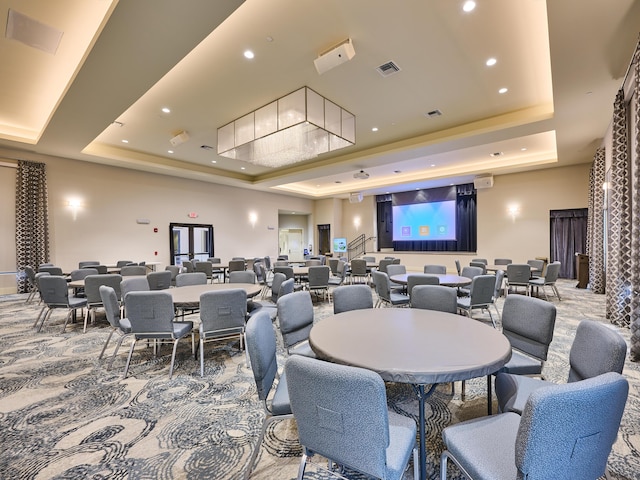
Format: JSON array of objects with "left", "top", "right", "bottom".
[
  {"left": 606, "top": 90, "right": 632, "bottom": 327},
  {"left": 587, "top": 148, "right": 606, "bottom": 294},
  {"left": 630, "top": 42, "right": 640, "bottom": 361},
  {"left": 15, "top": 160, "right": 50, "bottom": 293}
]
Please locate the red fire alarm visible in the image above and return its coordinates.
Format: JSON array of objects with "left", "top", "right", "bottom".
[
  {"left": 153, "top": 227, "right": 158, "bottom": 233},
  {"left": 188, "top": 212, "right": 198, "bottom": 218}
]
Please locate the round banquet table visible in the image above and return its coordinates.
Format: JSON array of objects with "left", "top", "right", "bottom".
[
  {"left": 169, "top": 282, "right": 262, "bottom": 308},
  {"left": 309, "top": 308, "right": 511, "bottom": 480},
  {"left": 389, "top": 272, "right": 472, "bottom": 287}
]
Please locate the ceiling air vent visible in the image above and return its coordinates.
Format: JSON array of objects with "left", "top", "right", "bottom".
[
  {"left": 376, "top": 61, "right": 401, "bottom": 77},
  {"left": 425, "top": 109, "right": 443, "bottom": 118}
]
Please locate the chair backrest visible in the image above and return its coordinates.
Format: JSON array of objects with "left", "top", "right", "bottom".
[
  {"left": 277, "top": 291, "right": 314, "bottom": 351},
  {"left": 543, "top": 261, "right": 561, "bottom": 283},
  {"left": 120, "top": 276, "right": 150, "bottom": 301},
  {"left": 424, "top": 264, "right": 446, "bottom": 274},
  {"left": 328, "top": 258, "right": 339, "bottom": 275},
  {"left": 469, "top": 274, "right": 496, "bottom": 305},
  {"left": 274, "top": 265, "right": 294, "bottom": 280},
  {"left": 199, "top": 289, "right": 247, "bottom": 334},
  {"left": 411, "top": 285, "right": 457, "bottom": 313},
  {"left": 94, "top": 265, "right": 108, "bottom": 274},
  {"left": 39, "top": 275, "right": 70, "bottom": 306},
  {"left": 182, "top": 260, "right": 194, "bottom": 273},
  {"left": 285, "top": 355, "right": 391, "bottom": 479},
  {"left": 208, "top": 257, "right": 221, "bottom": 264},
  {"left": 506, "top": 264, "right": 531, "bottom": 284},
  {"left": 99, "top": 285, "right": 122, "bottom": 328},
  {"left": 333, "top": 284, "right": 373, "bottom": 314},
  {"left": 493, "top": 269, "right": 505, "bottom": 299},
  {"left": 461, "top": 266, "right": 484, "bottom": 279},
  {"left": 350, "top": 259, "right": 368, "bottom": 275},
  {"left": 455, "top": 259, "right": 462, "bottom": 276},
  {"left": 362, "top": 256, "right": 376, "bottom": 263},
  {"left": 38, "top": 265, "right": 63, "bottom": 276},
  {"left": 116, "top": 260, "right": 133, "bottom": 268},
  {"left": 269, "top": 272, "right": 287, "bottom": 303},
  {"left": 245, "top": 311, "right": 279, "bottom": 401},
  {"left": 471, "top": 258, "right": 488, "bottom": 265},
  {"left": 407, "top": 274, "right": 439, "bottom": 298},
  {"left": 175, "top": 272, "right": 207, "bottom": 287},
  {"left": 502, "top": 295, "right": 556, "bottom": 361},
  {"left": 70, "top": 268, "right": 99, "bottom": 281},
  {"left": 34, "top": 271, "right": 50, "bottom": 292},
  {"left": 515, "top": 372, "right": 628, "bottom": 480},
  {"left": 274, "top": 260, "right": 289, "bottom": 267},
  {"left": 120, "top": 265, "right": 147, "bottom": 276},
  {"left": 165, "top": 265, "right": 182, "bottom": 286},
  {"left": 194, "top": 261, "right": 213, "bottom": 277},
  {"left": 568, "top": 321, "right": 627, "bottom": 382},
  {"left": 527, "top": 259, "right": 545, "bottom": 271},
  {"left": 468, "top": 262, "right": 487, "bottom": 274},
  {"left": 253, "top": 261, "right": 266, "bottom": 284},
  {"left": 85, "top": 274, "right": 123, "bottom": 304},
  {"left": 147, "top": 270, "right": 172, "bottom": 290},
  {"left": 372, "top": 270, "right": 391, "bottom": 302},
  {"left": 277, "top": 255, "right": 289, "bottom": 261},
  {"left": 494, "top": 258, "right": 512, "bottom": 265},
  {"left": 386, "top": 264, "right": 406, "bottom": 277},
  {"left": 78, "top": 261, "right": 100, "bottom": 269},
  {"left": 228, "top": 259, "right": 246, "bottom": 272},
  {"left": 377, "top": 258, "right": 394, "bottom": 274},
  {"left": 305, "top": 259, "right": 322, "bottom": 267},
  {"left": 307, "top": 266, "right": 330, "bottom": 288},
  {"left": 125, "top": 291, "right": 175, "bottom": 335},
  {"left": 24, "top": 265, "right": 36, "bottom": 283},
  {"left": 229, "top": 270, "right": 256, "bottom": 284},
  {"left": 277, "top": 278, "right": 295, "bottom": 300}
]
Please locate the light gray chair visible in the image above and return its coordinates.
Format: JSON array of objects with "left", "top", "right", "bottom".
[
  {"left": 122, "top": 290, "right": 193, "bottom": 379},
  {"left": 440, "top": 372, "right": 629, "bottom": 480},
  {"left": 23, "top": 265, "right": 38, "bottom": 303},
  {"left": 165, "top": 265, "right": 182, "bottom": 286},
  {"left": 386, "top": 264, "right": 406, "bottom": 292},
  {"left": 120, "top": 276, "right": 150, "bottom": 302},
  {"left": 277, "top": 290, "right": 315, "bottom": 357},
  {"left": 328, "top": 259, "right": 347, "bottom": 288},
  {"left": 487, "top": 295, "right": 557, "bottom": 414},
  {"left": 98, "top": 285, "right": 132, "bottom": 369},
  {"left": 285, "top": 354, "right": 418, "bottom": 480},
  {"left": 175, "top": 272, "right": 207, "bottom": 287},
  {"left": 506, "top": 264, "right": 532, "bottom": 295},
  {"left": 306, "top": 265, "right": 330, "bottom": 301},
  {"left": 229, "top": 270, "right": 256, "bottom": 284},
  {"left": 491, "top": 269, "right": 505, "bottom": 320},
  {"left": 377, "top": 258, "right": 394, "bottom": 274},
  {"left": 372, "top": 270, "right": 409, "bottom": 308},
  {"left": 243, "top": 311, "right": 293, "bottom": 480},
  {"left": 529, "top": 261, "right": 561, "bottom": 301},
  {"left": 116, "top": 260, "right": 133, "bottom": 268},
  {"left": 328, "top": 258, "right": 339, "bottom": 275},
  {"left": 496, "top": 320, "right": 627, "bottom": 415},
  {"left": 527, "top": 259, "right": 545, "bottom": 277},
  {"left": 194, "top": 261, "right": 214, "bottom": 283},
  {"left": 424, "top": 264, "right": 447, "bottom": 274},
  {"left": 458, "top": 265, "right": 485, "bottom": 297},
  {"left": 85, "top": 273, "right": 122, "bottom": 332},
  {"left": 198, "top": 288, "right": 247, "bottom": 376},
  {"left": 70, "top": 267, "right": 99, "bottom": 297},
  {"left": 120, "top": 265, "right": 147, "bottom": 276},
  {"left": 333, "top": 284, "right": 374, "bottom": 314},
  {"left": 36, "top": 275, "right": 88, "bottom": 333},
  {"left": 38, "top": 265, "right": 63, "bottom": 275},
  {"left": 457, "top": 274, "right": 497, "bottom": 327},
  {"left": 469, "top": 261, "right": 487, "bottom": 274},
  {"left": 147, "top": 270, "right": 172, "bottom": 290},
  {"left": 411, "top": 285, "right": 458, "bottom": 313},
  {"left": 455, "top": 259, "right": 462, "bottom": 276},
  {"left": 471, "top": 258, "right": 488, "bottom": 265},
  {"left": 407, "top": 274, "right": 439, "bottom": 300},
  {"left": 349, "top": 258, "right": 369, "bottom": 284},
  {"left": 494, "top": 258, "right": 512, "bottom": 266},
  {"left": 78, "top": 261, "right": 100, "bottom": 269}
]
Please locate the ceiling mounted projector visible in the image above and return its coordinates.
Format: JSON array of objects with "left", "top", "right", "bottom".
[
  {"left": 314, "top": 38, "right": 356, "bottom": 75},
  {"left": 353, "top": 170, "right": 369, "bottom": 179},
  {"left": 169, "top": 130, "right": 189, "bottom": 146}
]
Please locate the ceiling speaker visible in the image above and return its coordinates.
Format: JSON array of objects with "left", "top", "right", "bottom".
[
  {"left": 314, "top": 38, "right": 356, "bottom": 75},
  {"left": 473, "top": 175, "right": 494, "bottom": 189},
  {"left": 349, "top": 192, "right": 363, "bottom": 203}
]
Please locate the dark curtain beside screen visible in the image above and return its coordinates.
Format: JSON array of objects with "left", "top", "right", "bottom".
[
  {"left": 550, "top": 208, "right": 588, "bottom": 279},
  {"left": 376, "top": 183, "right": 477, "bottom": 252}
]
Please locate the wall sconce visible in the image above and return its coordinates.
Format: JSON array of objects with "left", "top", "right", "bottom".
[
  {"left": 507, "top": 204, "right": 520, "bottom": 221},
  {"left": 249, "top": 211, "right": 258, "bottom": 228},
  {"left": 353, "top": 215, "right": 361, "bottom": 231},
  {"left": 65, "top": 198, "right": 83, "bottom": 221}
]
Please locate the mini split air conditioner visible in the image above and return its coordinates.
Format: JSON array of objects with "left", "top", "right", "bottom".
[
  {"left": 349, "top": 192, "right": 363, "bottom": 203},
  {"left": 473, "top": 175, "right": 494, "bottom": 189}
]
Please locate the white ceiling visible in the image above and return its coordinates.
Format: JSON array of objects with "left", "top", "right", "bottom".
[{"left": 1, "top": 0, "right": 639, "bottom": 199}]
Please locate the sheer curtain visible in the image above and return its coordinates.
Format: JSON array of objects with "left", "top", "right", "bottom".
[{"left": 15, "top": 160, "right": 50, "bottom": 293}]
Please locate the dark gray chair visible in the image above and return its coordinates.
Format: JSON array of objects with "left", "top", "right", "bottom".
[
  {"left": 424, "top": 264, "right": 447, "bottom": 274},
  {"left": 372, "top": 270, "right": 409, "bottom": 308},
  {"left": 411, "top": 285, "right": 458, "bottom": 313},
  {"left": 116, "top": 260, "right": 133, "bottom": 268},
  {"left": 457, "top": 274, "right": 497, "bottom": 327},
  {"left": 38, "top": 265, "right": 63, "bottom": 275},
  {"left": 165, "top": 265, "right": 182, "bottom": 286},
  {"left": 494, "top": 258, "right": 512, "bottom": 266},
  {"left": 98, "top": 285, "right": 132, "bottom": 369},
  {"left": 349, "top": 258, "right": 369, "bottom": 284},
  {"left": 529, "top": 261, "right": 561, "bottom": 301},
  {"left": 243, "top": 311, "right": 293, "bottom": 480},
  {"left": 85, "top": 273, "right": 122, "bottom": 331},
  {"left": 285, "top": 355, "right": 418, "bottom": 480},
  {"left": 229, "top": 270, "right": 256, "bottom": 284},
  {"left": 78, "top": 261, "right": 100, "bottom": 269},
  {"left": 70, "top": 267, "right": 99, "bottom": 297},
  {"left": 277, "top": 291, "right": 315, "bottom": 357},
  {"left": 120, "top": 265, "right": 147, "bottom": 276},
  {"left": 469, "top": 261, "right": 487, "bottom": 274},
  {"left": 122, "top": 291, "right": 193, "bottom": 379},
  {"left": 506, "top": 263, "right": 532, "bottom": 295},
  {"left": 496, "top": 320, "right": 627, "bottom": 414},
  {"left": 440, "top": 372, "right": 629, "bottom": 480},
  {"left": 471, "top": 258, "right": 488, "bottom": 265},
  {"left": 36, "top": 275, "right": 88, "bottom": 333},
  {"left": 527, "top": 259, "right": 545, "bottom": 277},
  {"left": 407, "top": 274, "right": 439, "bottom": 300},
  {"left": 198, "top": 288, "right": 247, "bottom": 377},
  {"left": 194, "top": 261, "right": 214, "bottom": 283},
  {"left": 458, "top": 265, "right": 485, "bottom": 296},
  {"left": 23, "top": 265, "right": 38, "bottom": 303},
  {"left": 175, "top": 272, "right": 207, "bottom": 287},
  {"left": 147, "top": 270, "right": 172, "bottom": 290},
  {"left": 306, "top": 265, "right": 330, "bottom": 301},
  {"left": 333, "top": 284, "right": 374, "bottom": 314}
]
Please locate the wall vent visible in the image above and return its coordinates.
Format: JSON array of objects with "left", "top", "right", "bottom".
[{"left": 376, "top": 61, "right": 401, "bottom": 77}]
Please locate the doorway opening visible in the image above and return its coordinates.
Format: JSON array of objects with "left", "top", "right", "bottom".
[
  {"left": 170, "top": 223, "right": 214, "bottom": 266},
  {"left": 317, "top": 224, "right": 331, "bottom": 256},
  {"left": 279, "top": 228, "right": 304, "bottom": 262}
]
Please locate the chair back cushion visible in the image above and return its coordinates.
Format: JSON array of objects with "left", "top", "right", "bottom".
[
  {"left": 277, "top": 291, "right": 314, "bottom": 348},
  {"left": 175, "top": 272, "right": 207, "bottom": 287},
  {"left": 424, "top": 265, "right": 446, "bottom": 274},
  {"left": 99, "top": 285, "right": 122, "bottom": 328},
  {"left": 386, "top": 264, "right": 406, "bottom": 277},
  {"left": 125, "top": 291, "right": 175, "bottom": 335},
  {"left": 506, "top": 264, "right": 532, "bottom": 285},
  {"left": 333, "top": 284, "right": 373, "bottom": 314},
  {"left": 229, "top": 270, "right": 256, "bottom": 284},
  {"left": 469, "top": 275, "right": 496, "bottom": 305},
  {"left": 39, "top": 275, "right": 70, "bottom": 305},
  {"left": 147, "top": 270, "right": 172, "bottom": 290},
  {"left": 411, "top": 285, "right": 457, "bottom": 313},
  {"left": 199, "top": 289, "right": 247, "bottom": 336},
  {"left": 245, "top": 311, "right": 279, "bottom": 401},
  {"left": 85, "top": 274, "right": 123, "bottom": 303},
  {"left": 407, "top": 274, "right": 440, "bottom": 298},
  {"left": 502, "top": 295, "right": 556, "bottom": 360},
  {"left": 568, "top": 321, "right": 627, "bottom": 382},
  {"left": 307, "top": 266, "right": 330, "bottom": 288}
]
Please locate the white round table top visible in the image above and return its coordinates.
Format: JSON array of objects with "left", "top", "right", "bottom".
[
  {"left": 310, "top": 308, "right": 511, "bottom": 385},
  {"left": 389, "top": 273, "right": 472, "bottom": 287},
  {"left": 170, "top": 283, "right": 262, "bottom": 306}
]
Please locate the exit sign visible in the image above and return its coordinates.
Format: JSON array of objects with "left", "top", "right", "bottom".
[{"left": 188, "top": 212, "right": 198, "bottom": 218}]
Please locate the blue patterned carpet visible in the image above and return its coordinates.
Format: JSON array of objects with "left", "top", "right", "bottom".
[{"left": 0, "top": 279, "right": 638, "bottom": 479}]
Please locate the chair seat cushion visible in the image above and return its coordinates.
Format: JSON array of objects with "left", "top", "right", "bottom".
[
  {"left": 172, "top": 321, "right": 194, "bottom": 338},
  {"left": 271, "top": 371, "right": 292, "bottom": 416},
  {"left": 389, "top": 292, "right": 409, "bottom": 305},
  {"left": 457, "top": 297, "right": 470, "bottom": 309},
  {"left": 69, "top": 297, "right": 88, "bottom": 308},
  {"left": 289, "top": 341, "right": 316, "bottom": 358},
  {"left": 386, "top": 410, "right": 417, "bottom": 480},
  {"left": 498, "top": 350, "right": 543, "bottom": 376},
  {"left": 118, "top": 318, "right": 132, "bottom": 333},
  {"left": 495, "top": 373, "right": 554, "bottom": 414}
]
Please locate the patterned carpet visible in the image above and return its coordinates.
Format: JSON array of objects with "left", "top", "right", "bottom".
[{"left": 0, "top": 279, "right": 638, "bottom": 480}]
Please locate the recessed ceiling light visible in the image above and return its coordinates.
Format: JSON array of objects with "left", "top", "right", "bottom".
[
  {"left": 121, "top": 139, "right": 129, "bottom": 143},
  {"left": 430, "top": 164, "right": 436, "bottom": 167},
  {"left": 498, "top": 87, "right": 508, "bottom": 94},
  {"left": 486, "top": 58, "right": 497, "bottom": 67},
  {"left": 241, "top": 167, "right": 246, "bottom": 170},
  {"left": 211, "top": 160, "right": 217, "bottom": 163},
  {"left": 244, "top": 50, "right": 254, "bottom": 59},
  {"left": 168, "top": 150, "right": 174, "bottom": 154},
  {"left": 463, "top": 1, "right": 476, "bottom": 12},
  {"left": 521, "top": 147, "right": 527, "bottom": 151},
  {"left": 372, "top": 127, "right": 378, "bottom": 132},
  {"left": 161, "top": 107, "right": 171, "bottom": 113}
]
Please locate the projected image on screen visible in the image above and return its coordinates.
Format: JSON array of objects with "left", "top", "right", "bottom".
[{"left": 392, "top": 200, "right": 457, "bottom": 241}]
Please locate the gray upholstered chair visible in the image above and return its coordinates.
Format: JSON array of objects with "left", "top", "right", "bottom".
[
  {"left": 491, "top": 269, "right": 505, "bottom": 320},
  {"left": 372, "top": 271, "right": 409, "bottom": 308},
  {"left": 175, "top": 272, "right": 207, "bottom": 287},
  {"left": 120, "top": 265, "right": 147, "bottom": 276},
  {"left": 243, "top": 311, "right": 293, "bottom": 480},
  {"left": 468, "top": 261, "right": 487, "bottom": 274},
  {"left": 306, "top": 265, "right": 330, "bottom": 301},
  {"left": 424, "top": 264, "right": 447, "bottom": 274},
  {"left": 120, "top": 276, "right": 150, "bottom": 302},
  {"left": 229, "top": 270, "right": 256, "bottom": 284},
  {"left": 23, "top": 265, "right": 38, "bottom": 303},
  {"left": 455, "top": 259, "right": 462, "bottom": 276},
  {"left": 505, "top": 264, "right": 532, "bottom": 295},
  {"left": 277, "top": 290, "right": 315, "bottom": 357},
  {"left": 285, "top": 355, "right": 418, "bottom": 480},
  {"left": 194, "top": 261, "right": 214, "bottom": 283},
  {"left": 38, "top": 265, "right": 63, "bottom": 275},
  {"left": 349, "top": 258, "right": 369, "bottom": 284},
  {"left": 440, "top": 372, "right": 629, "bottom": 480},
  {"left": 333, "top": 284, "right": 374, "bottom": 314},
  {"left": 494, "top": 258, "right": 512, "bottom": 266},
  {"left": 227, "top": 259, "right": 246, "bottom": 278},
  {"left": 164, "top": 265, "right": 182, "bottom": 286},
  {"left": 328, "top": 259, "right": 347, "bottom": 288},
  {"left": 116, "top": 260, "right": 133, "bottom": 268},
  {"left": 496, "top": 320, "right": 627, "bottom": 414},
  {"left": 198, "top": 288, "right": 247, "bottom": 376},
  {"left": 487, "top": 295, "right": 556, "bottom": 413},
  {"left": 98, "top": 285, "right": 132, "bottom": 369},
  {"left": 457, "top": 274, "right": 497, "bottom": 327},
  {"left": 529, "top": 261, "right": 561, "bottom": 301},
  {"left": 407, "top": 274, "right": 439, "bottom": 300},
  {"left": 268, "top": 272, "right": 286, "bottom": 304},
  {"left": 386, "top": 264, "right": 406, "bottom": 292},
  {"left": 411, "top": 285, "right": 458, "bottom": 313},
  {"left": 471, "top": 258, "right": 488, "bottom": 265},
  {"left": 70, "top": 267, "right": 99, "bottom": 297},
  {"left": 85, "top": 273, "right": 122, "bottom": 331},
  {"left": 328, "top": 258, "right": 339, "bottom": 275},
  {"left": 36, "top": 275, "right": 88, "bottom": 333},
  {"left": 459, "top": 266, "right": 485, "bottom": 296},
  {"left": 78, "top": 261, "right": 100, "bottom": 269},
  {"left": 527, "top": 259, "right": 545, "bottom": 277},
  {"left": 377, "top": 258, "right": 394, "bottom": 274},
  {"left": 122, "top": 290, "right": 193, "bottom": 379},
  {"left": 147, "top": 270, "right": 172, "bottom": 290}
]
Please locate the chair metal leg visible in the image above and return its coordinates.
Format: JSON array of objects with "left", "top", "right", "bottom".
[
  {"left": 200, "top": 337, "right": 205, "bottom": 377},
  {"left": 37, "top": 309, "right": 53, "bottom": 332},
  {"left": 99, "top": 329, "right": 116, "bottom": 359},
  {"left": 107, "top": 334, "right": 130, "bottom": 370},
  {"left": 487, "top": 374, "right": 493, "bottom": 415},
  {"left": 123, "top": 338, "right": 137, "bottom": 378},
  {"left": 33, "top": 305, "right": 47, "bottom": 328},
  {"left": 296, "top": 452, "right": 308, "bottom": 480},
  {"left": 244, "top": 416, "right": 272, "bottom": 480},
  {"left": 168, "top": 338, "right": 181, "bottom": 379}
]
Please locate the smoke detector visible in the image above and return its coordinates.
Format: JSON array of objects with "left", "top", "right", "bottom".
[{"left": 353, "top": 170, "right": 370, "bottom": 179}]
